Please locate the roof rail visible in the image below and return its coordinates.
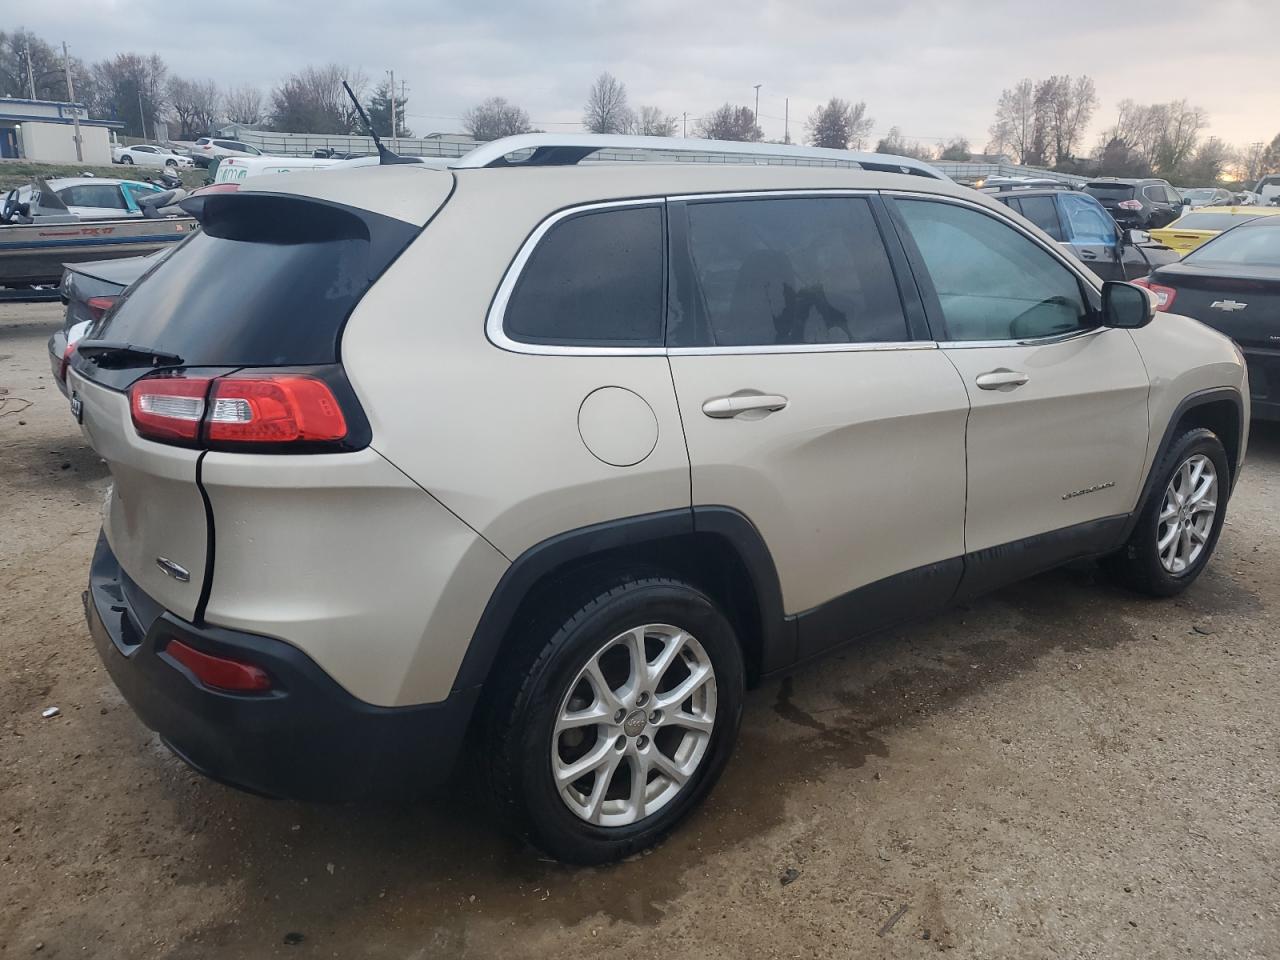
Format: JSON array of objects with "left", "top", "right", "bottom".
[{"left": 449, "top": 133, "right": 948, "bottom": 181}]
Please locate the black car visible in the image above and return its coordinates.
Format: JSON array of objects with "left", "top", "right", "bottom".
[
  {"left": 987, "top": 186, "right": 1172, "bottom": 281},
  {"left": 1136, "top": 215, "right": 1280, "bottom": 420},
  {"left": 1084, "top": 178, "right": 1187, "bottom": 229},
  {"left": 47, "top": 253, "right": 160, "bottom": 396}
]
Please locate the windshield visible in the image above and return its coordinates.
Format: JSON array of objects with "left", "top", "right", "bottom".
[
  {"left": 1182, "top": 189, "right": 1216, "bottom": 204},
  {"left": 1084, "top": 183, "right": 1135, "bottom": 200},
  {"left": 1187, "top": 223, "right": 1280, "bottom": 267},
  {"left": 1168, "top": 212, "right": 1259, "bottom": 231}
]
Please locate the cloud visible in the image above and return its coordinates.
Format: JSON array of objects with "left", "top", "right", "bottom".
[{"left": 33, "top": 0, "right": 1280, "bottom": 146}]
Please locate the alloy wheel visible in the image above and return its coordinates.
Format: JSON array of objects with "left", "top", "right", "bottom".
[
  {"left": 552, "top": 623, "right": 717, "bottom": 827},
  {"left": 1157, "top": 453, "right": 1218, "bottom": 575}
]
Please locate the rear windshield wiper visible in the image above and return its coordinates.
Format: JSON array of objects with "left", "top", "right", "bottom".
[{"left": 75, "top": 340, "right": 184, "bottom": 369}]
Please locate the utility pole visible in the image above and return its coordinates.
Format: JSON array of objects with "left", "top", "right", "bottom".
[
  {"left": 784, "top": 98, "right": 790, "bottom": 144},
  {"left": 137, "top": 85, "right": 147, "bottom": 141},
  {"left": 25, "top": 41, "right": 37, "bottom": 99},
  {"left": 753, "top": 84, "right": 762, "bottom": 132},
  {"left": 62, "top": 41, "right": 83, "bottom": 161},
  {"left": 682, "top": 112, "right": 688, "bottom": 138},
  {"left": 389, "top": 69, "right": 395, "bottom": 143}
]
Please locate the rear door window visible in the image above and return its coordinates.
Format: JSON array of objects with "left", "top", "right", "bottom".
[
  {"left": 1013, "top": 196, "right": 1064, "bottom": 241},
  {"left": 503, "top": 205, "right": 664, "bottom": 347},
  {"left": 671, "top": 196, "right": 910, "bottom": 347},
  {"left": 895, "top": 198, "right": 1092, "bottom": 342}
]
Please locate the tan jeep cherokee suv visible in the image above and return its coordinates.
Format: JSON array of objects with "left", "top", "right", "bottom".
[{"left": 70, "top": 135, "right": 1248, "bottom": 864}]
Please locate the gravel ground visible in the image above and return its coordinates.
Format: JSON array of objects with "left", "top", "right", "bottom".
[{"left": 2, "top": 301, "right": 1277, "bottom": 959}]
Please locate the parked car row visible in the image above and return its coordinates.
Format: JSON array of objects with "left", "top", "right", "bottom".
[
  {"left": 111, "top": 143, "right": 194, "bottom": 169},
  {"left": 55, "top": 134, "right": 1257, "bottom": 867}
]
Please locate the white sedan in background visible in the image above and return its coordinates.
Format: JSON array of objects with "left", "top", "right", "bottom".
[{"left": 112, "top": 144, "right": 194, "bottom": 169}]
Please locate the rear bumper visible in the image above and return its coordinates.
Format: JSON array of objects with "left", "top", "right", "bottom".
[{"left": 86, "top": 531, "right": 478, "bottom": 802}]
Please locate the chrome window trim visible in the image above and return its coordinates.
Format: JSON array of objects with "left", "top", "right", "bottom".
[
  {"left": 937, "top": 326, "right": 1107, "bottom": 350},
  {"left": 668, "top": 188, "right": 878, "bottom": 202},
  {"left": 488, "top": 189, "right": 933, "bottom": 358},
  {"left": 486, "top": 198, "right": 668, "bottom": 357}
]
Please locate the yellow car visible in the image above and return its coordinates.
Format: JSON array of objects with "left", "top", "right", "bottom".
[{"left": 1148, "top": 205, "right": 1280, "bottom": 255}]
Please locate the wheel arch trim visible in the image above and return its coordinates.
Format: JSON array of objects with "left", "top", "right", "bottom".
[
  {"left": 452, "top": 506, "right": 792, "bottom": 693},
  {"left": 1122, "top": 385, "right": 1244, "bottom": 542}
]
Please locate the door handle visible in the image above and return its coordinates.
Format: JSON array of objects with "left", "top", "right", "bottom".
[
  {"left": 1080, "top": 251, "right": 1098, "bottom": 260},
  {"left": 702, "top": 393, "right": 789, "bottom": 419},
  {"left": 975, "top": 369, "right": 1030, "bottom": 391}
]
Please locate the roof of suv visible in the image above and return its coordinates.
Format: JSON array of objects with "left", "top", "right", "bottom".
[{"left": 1086, "top": 178, "right": 1168, "bottom": 187}]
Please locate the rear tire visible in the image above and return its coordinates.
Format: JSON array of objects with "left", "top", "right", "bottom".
[
  {"left": 1102, "top": 427, "right": 1228, "bottom": 596},
  {"left": 482, "top": 577, "right": 744, "bottom": 864},
  {"left": 122, "top": 155, "right": 133, "bottom": 165}
]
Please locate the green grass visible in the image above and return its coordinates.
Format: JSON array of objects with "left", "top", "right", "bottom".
[{"left": 0, "top": 160, "right": 206, "bottom": 192}]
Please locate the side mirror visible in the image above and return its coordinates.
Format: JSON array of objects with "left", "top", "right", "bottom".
[
  {"left": 1102, "top": 280, "right": 1155, "bottom": 329},
  {"left": 1180, "top": 198, "right": 1191, "bottom": 206}
]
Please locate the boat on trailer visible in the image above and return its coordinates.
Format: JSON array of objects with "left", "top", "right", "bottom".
[{"left": 0, "top": 179, "right": 197, "bottom": 290}]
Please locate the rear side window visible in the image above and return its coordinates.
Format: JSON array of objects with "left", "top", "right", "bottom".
[
  {"left": 671, "top": 196, "right": 909, "bottom": 347},
  {"left": 1012, "top": 196, "right": 1064, "bottom": 241},
  {"left": 1187, "top": 222, "right": 1280, "bottom": 266},
  {"left": 504, "top": 205, "right": 664, "bottom": 347},
  {"left": 94, "top": 195, "right": 417, "bottom": 367},
  {"left": 896, "top": 199, "right": 1091, "bottom": 342}
]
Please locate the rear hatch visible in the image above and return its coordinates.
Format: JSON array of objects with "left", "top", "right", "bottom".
[
  {"left": 1152, "top": 261, "right": 1280, "bottom": 350},
  {"left": 1084, "top": 182, "right": 1137, "bottom": 217},
  {"left": 67, "top": 175, "right": 445, "bottom": 622}
]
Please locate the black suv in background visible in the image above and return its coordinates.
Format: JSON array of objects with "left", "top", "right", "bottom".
[
  {"left": 1084, "top": 178, "right": 1187, "bottom": 230},
  {"left": 985, "top": 185, "right": 1174, "bottom": 280}
]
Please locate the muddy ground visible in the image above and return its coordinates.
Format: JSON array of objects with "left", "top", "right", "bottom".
[{"left": 2, "top": 301, "right": 1277, "bottom": 959}]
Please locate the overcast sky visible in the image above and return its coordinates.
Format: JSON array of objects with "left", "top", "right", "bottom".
[{"left": 30, "top": 0, "right": 1280, "bottom": 149}]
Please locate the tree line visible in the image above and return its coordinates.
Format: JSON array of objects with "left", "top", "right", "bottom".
[
  {"left": 0, "top": 29, "right": 410, "bottom": 140},
  {"left": 5, "top": 30, "right": 1277, "bottom": 184},
  {"left": 987, "top": 72, "right": 1279, "bottom": 185}
]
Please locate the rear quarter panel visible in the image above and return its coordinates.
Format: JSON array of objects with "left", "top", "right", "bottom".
[{"left": 340, "top": 174, "right": 693, "bottom": 561}]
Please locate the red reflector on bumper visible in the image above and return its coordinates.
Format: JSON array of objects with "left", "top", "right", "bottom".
[{"left": 165, "top": 638, "right": 272, "bottom": 692}]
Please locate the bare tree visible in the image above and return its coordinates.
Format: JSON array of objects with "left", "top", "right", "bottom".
[
  {"left": 1262, "top": 133, "right": 1280, "bottom": 177},
  {"left": 938, "top": 136, "right": 971, "bottom": 161},
  {"left": 624, "top": 105, "right": 677, "bottom": 137},
  {"left": 1097, "top": 99, "right": 1208, "bottom": 177},
  {"left": 1043, "top": 74, "right": 1097, "bottom": 164},
  {"left": 875, "top": 126, "right": 933, "bottom": 161},
  {"left": 696, "top": 104, "right": 762, "bottom": 142},
  {"left": 269, "top": 64, "right": 366, "bottom": 134},
  {"left": 583, "top": 72, "right": 632, "bottom": 134},
  {"left": 989, "top": 79, "right": 1036, "bottom": 165},
  {"left": 1153, "top": 100, "right": 1208, "bottom": 174},
  {"left": 805, "top": 98, "right": 872, "bottom": 150},
  {"left": 224, "top": 84, "right": 264, "bottom": 126},
  {"left": 462, "top": 97, "right": 532, "bottom": 141},
  {"left": 93, "top": 53, "right": 169, "bottom": 139},
  {"left": 1181, "top": 137, "right": 1231, "bottom": 184}
]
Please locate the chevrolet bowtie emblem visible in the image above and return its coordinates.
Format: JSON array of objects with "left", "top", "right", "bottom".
[{"left": 1210, "top": 300, "right": 1247, "bottom": 312}]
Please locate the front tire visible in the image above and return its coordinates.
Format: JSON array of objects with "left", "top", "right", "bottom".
[
  {"left": 482, "top": 577, "right": 744, "bottom": 864},
  {"left": 1103, "top": 427, "right": 1229, "bottom": 596},
  {"left": 121, "top": 155, "right": 133, "bottom": 165}
]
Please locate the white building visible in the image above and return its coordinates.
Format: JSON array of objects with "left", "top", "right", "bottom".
[{"left": 0, "top": 98, "right": 122, "bottom": 165}]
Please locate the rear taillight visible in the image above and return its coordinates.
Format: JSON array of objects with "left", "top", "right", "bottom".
[
  {"left": 1117, "top": 200, "right": 1143, "bottom": 211},
  {"left": 127, "top": 371, "right": 350, "bottom": 450},
  {"left": 86, "top": 295, "right": 118, "bottom": 320},
  {"left": 1132, "top": 277, "right": 1177, "bottom": 312},
  {"left": 208, "top": 374, "right": 347, "bottom": 444},
  {"left": 164, "top": 638, "right": 272, "bottom": 693},
  {"left": 129, "top": 375, "right": 210, "bottom": 443},
  {"left": 58, "top": 341, "right": 76, "bottom": 383}
]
